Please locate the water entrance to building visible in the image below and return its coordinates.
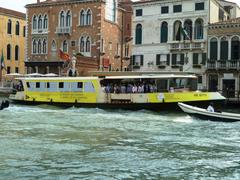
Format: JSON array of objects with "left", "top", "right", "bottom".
[{"left": 222, "top": 79, "right": 235, "bottom": 98}]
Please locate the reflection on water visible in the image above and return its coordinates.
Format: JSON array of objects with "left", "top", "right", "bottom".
[{"left": 0, "top": 104, "right": 240, "bottom": 179}]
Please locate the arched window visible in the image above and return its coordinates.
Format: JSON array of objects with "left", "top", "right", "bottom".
[
  {"left": 16, "top": 21, "right": 20, "bottom": 35},
  {"left": 7, "top": 44, "right": 11, "bottom": 60},
  {"left": 33, "top": 40, "right": 37, "bottom": 54},
  {"left": 43, "top": 39, "right": 47, "bottom": 54},
  {"left": 231, "top": 36, "right": 240, "bottom": 60},
  {"left": 86, "top": 37, "right": 91, "bottom": 52},
  {"left": 161, "top": 21, "right": 168, "bottom": 43},
  {"left": 60, "top": 11, "right": 65, "bottom": 27},
  {"left": 86, "top": 9, "right": 92, "bottom": 25},
  {"left": 38, "top": 15, "right": 42, "bottom": 30},
  {"left": 43, "top": 14, "right": 48, "bottom": 29},
  {"left": 195, "top": 18, "right": 204, "bottom": 39},
  {"left": 33, "top": 15, "right": 37, "bottom": 30},
  {"left": 62, "top": 40, "right": 68, "bottom": 53},
  {"left": 37, "top": 39, "right": 42, "bottom": 54},
  {"left": 80, "top": 37, "right": 85, "bottom": 52},
  {"left": 51, "top": 40, "right": 56, "bottom": 52},
  {"left": 173, "top": 20, "right": 182, "bottom": 41},
  {"left": 15, "top": 45, "right": 19, "bottom": 60},
  {"left": 7, "top": 19, "right": 12, "bottom": 34},
  {"left": 135, "top": 24, "right": 142, "bottom": 44},
  {"left": 210, "top": 38, "right": 218, "bottom": 60},
  {"left": 220, "top": 37, "right": 228, "bottom": 60},
  {"left": 80, "top": 10, "right": 85, "bottom": 26},
  {"left": 183, "top": 19, "right": 192, "bottom": 40},
  {"left": 66, "top": 10, "right": 71, "bottom": 27}
]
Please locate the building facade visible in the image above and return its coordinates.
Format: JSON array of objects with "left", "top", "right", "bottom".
[
  {"left": 207, "top": 18, "right": 240, "bottom": 99},
  {"left": 26, "top": 0, "right": 132, "bottom": 76},
  {"left": 0, "top": 7, "right": 26, "bottom": 78},
  {"left": 132, "top": 0, "right": 240, "bottom": 89}
]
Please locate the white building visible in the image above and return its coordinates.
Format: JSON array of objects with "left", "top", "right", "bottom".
[{"left": 132, "top": 0, "right": 240, "bottom": 90}]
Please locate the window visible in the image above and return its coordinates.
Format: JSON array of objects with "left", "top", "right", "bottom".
[
  {"left": 135, "top": 24, "right": 142, "bottom": 44},
  {"left": 210, "top": 38, "right": 218, "bottom": 60},
  {"left": 71, "top": 41, "right": 76, "bottom": 47},
  {"left": 36, "top": 82, "right": 40, "bottom": 88},
  {"left": 183, "top": 20, "right": 192, "bottom": 40},
  {"left": 51, "top": 40, "right": 56, "bottom": 52},
  {"left": 15, "top": 67, "right": 19, "bottom": 73},
  {"left": 77, "top": 82, "right": 83, "bottom": 88},
  {"left": 161, "top": 21, "right": 168, "bottom": 43},
  {"left": 23, "top": 26, "right": 26, "bottom": 37},
  {"left": 15, "top": 45, "right": 19, "bottom": 61},
  {"left": 27, "top": 82, "right": 30, "bottom": 88},
  {"left": 220, "top": 37, "right": 228, "bottom": 60},
  {"left": 43, "top": 14, "right": 48, "bottom": 29},
  {"left": 46, "top": 82, "right": 50, "bottom": 88},
  {"left": 80, "top": 10, "right": 85, "bottom": 26},
  {"left": 125, "top": 44, "right": 129, "bottom": 57},
  {"left": 16, "top": 21, "right": 20, "bottom": 35},
  {"left": 132, "top": 55, "right": 144, "bottom": 66},
  {"left": 33, "top": 15, "right": 37, "bottom": 30},
  {"left": 37, "top": 40, "right": 42, "bottom": 54},
  {"left": 38, "top": 15, "right": 42, "bottom": 30},
  {"left": 86, "top": 9, "right": 92, "bottom": 25},
  {"left": 7, "top": 44, "right": 11, "bottom": 60},
  {"left": 105, "top": 0, "right": 116, "bottom": 22},
  {"left": 59, "top": 82, "right": 64, "bottom": 88},
  {"left": 173, "top": 5, "right": 182, "bottom": 13},
  {"left": 60, "top": 11, "right": 65, "bottom": 27},
  {"left": 136, "top": 9, "right": 142, "bottom": 16},
  {"left": 195, "top": 19, "right": 204, "bottom": 39},
  {"left": 7, "top": 66, "right": 10, "bottom": 74},
  {"left": 62, "top": 40, "right": 68, "bottom": 53},
  {"left": 161, "top": 6, "right": 169, "bottom": 14},
  {"left": 43, "top": 39, "right": 47, "bottom": 54},
  {"left": 195, "top": 2, "right": 204, "bottom": 10},
  {"left": 86, "top": 37, "right": 91, "bottom": 52},
  {"left": 7, "top": 19, "right": 12, "bottom": 34},
  {"left": 33, "top": 40, "right": 37, "bottom": 54},
  {"left": 231, "top": 36, "right": 240, "bottom": 60},
  {"left": 193, "top": 53, "right": 199, "bottom": 64},
  {"left": 198, "top": 76, "right": 202, "bottom": 84},
  {"left": 66, "top": 10, "right": 71, "bottom": 27},
  {"left": 173, "top": 21, "right": 182, "bottom": 41},
  {"left": 80, "top": 37, "right": 85, "bottom": 52}
]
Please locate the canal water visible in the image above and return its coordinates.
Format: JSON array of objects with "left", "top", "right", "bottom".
[{"left": 0, "top": 103, "right": 240, "bottom": 179}]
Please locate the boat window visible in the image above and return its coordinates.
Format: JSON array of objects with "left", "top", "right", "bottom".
[
  {"left": 84, "top": 82, "right": 95, "bottom": 92},
  {"left": 27, "top": 82, "right": 30, "bottom": 88},
  {"left": 59, "top": 82, "right": 64, "bottom": 88},
  {"left": 78, "top": 82, "right": 83, "bottom": 88},
  {"left": 36, "top": 82, "right": 40, "bottom": 88},
  {"left": 46, "top": 82, "right": 50, "bottom": 88},
  {"left": 48, "top": 82, "right": 58, "bottom": 92},
  {"left": 156, "top": 79, "right": 168, "bottom": 92}
]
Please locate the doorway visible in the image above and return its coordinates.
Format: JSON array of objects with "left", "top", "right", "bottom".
[{"left": 222, "top": 79, "right": 235, "bottom": 98}]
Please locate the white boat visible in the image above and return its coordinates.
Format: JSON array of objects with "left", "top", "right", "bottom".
[{"left": 178, "top": 103, "right": 240, "bottom": 122}]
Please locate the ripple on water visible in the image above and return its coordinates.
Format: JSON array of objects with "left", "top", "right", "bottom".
[{"left": 0, "top": 104, "right": 240, "bottom": 179}]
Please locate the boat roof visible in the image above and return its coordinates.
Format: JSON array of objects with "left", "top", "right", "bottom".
[{"left": 16, "top": 74, "right": 197, "bottom": 81}]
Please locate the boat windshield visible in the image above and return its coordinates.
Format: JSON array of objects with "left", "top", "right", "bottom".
[{"left": 100, "top": 77, "right": 197, "bottom": 93}]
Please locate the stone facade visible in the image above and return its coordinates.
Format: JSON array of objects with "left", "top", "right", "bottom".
[
  {"left": 26, "top": 0, "right": 132, "bottom": 76},
  {"left": 0, "top": 7, "right": 26, "bottom": 79},
  {"left": 207, "top": 18, "right": 240, "bottom": 98}
]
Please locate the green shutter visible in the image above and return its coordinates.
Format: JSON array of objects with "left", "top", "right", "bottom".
[
  {"left": 180, "top": 54, "right": 184, "bottom": 65},
  {"left": 202, "top": 53, "right": 206, "bottom": 65},
  {"left": 140, "top": 55, "right": 144, "bottom": 66},
  {"left": 172, "top": 54, "right": 177, "bottom": 65},
  {"left": 167, "top": 54, "right": 170, "bottom": 65},
  {"left": 156, "top": 54, "right": 160, "bottom": 65},
  {"left": 193, "top": 53, "right": 199, "bottom": 64}
]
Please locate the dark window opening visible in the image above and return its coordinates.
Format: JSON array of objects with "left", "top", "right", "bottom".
[
  {"left": 36, "top": 82, "right": 40, "bottom": 88},
  {"left": 195, "top": 2, "right": 204, "bottom": 11},
  {"left": 7, "top": 66, "right": 10, "bottom": 74},
  {"left": 198, "top": 76, "right": 203, "bottom": 84},
  {"left": 46, "top": 82, "right": 50, "bottom": 88},
  {"left": 27, "top": 82, "right": 30, "bottom": 88},
  {"left": 136, "top": 9, "right": 143, "bottom": 16},
  {"left": 59, "top": 82, "right": 64, "bottom": 88},
  {"left": 173, "top": 5, "right": 182, "bottom": 13},
  {"left": 161, "top": 6, "right": 169, "bottom": 14},
  {"left": 78, "top": 82, "right": 83, "bottom": 88},
  {"left": 15, "top": 67, "right": 19, "bottom": 73}
]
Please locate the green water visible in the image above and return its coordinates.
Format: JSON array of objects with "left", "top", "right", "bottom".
[{"left": 0, "top": 104, "right": 240, "bottom": 179}]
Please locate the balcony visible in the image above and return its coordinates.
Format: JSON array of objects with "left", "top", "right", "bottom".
[
  {"left": 56, "top": 26, "right": 72, "bottom": 34},
  {"left": 169, "top": 41, "right": 205, "bottom": 51},
  {"left": 32, "top": 28, "right": 48, "bottom": 34},
  {"left": 207, "top": 60, "right": 239, "bottom": 70}
]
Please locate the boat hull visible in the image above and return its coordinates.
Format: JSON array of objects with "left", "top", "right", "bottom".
[{"left": 11, "top": 99, "right": 224, "bottom": 111}]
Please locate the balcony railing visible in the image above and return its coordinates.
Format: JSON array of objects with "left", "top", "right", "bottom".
[
  {"left": 32, "top": 28, "right": 48, "bottom": 34},
  {"left": 169, "top": 42, "right": 205, "bottom": 51},
  {"left": 207, "top": 60, "right": 239, "bottom": 70},
  {"left": 56, "top": 26, "right": 72, "bottom": 34}
]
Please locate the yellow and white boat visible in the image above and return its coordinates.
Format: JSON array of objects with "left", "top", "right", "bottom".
[{"left": 9, "top": 74, "right": 225, "bottom": 110}]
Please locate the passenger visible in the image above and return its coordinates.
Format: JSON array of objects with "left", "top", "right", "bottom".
[
  {"left": 169, "top": 87, "right": 174, "bottom": 93},
  {"left": 132, "top": 84, "right": 138, "bottom": 93},
  {"left": 121, "top": 84, "right": 126, "bottom": 93},
  {"left": 149, "top": 84, "right": 153, "bottom": 93},
  {"left": 207, "top": 103, "right": 215, "bottom": 112}
]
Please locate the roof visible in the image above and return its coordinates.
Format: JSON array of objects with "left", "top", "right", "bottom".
[
  {"left": 0, "top": 7, "right": 25, "bottom": 19},
  {"left": 209, "top": 17, "right": 240, "bottom": 26}
]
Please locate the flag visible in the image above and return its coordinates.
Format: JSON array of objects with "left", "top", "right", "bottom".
[
  {"left": 1, "top": 49, "right": 5, "bottom": 70},
  {"left": 59, "top": 49, "right": 70, "bottom": 61},
  {"left": 181, "top": 26, "right": 191, "bottom": 40}
]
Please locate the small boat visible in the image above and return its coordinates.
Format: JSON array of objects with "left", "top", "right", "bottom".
[
  {"left": 0, "top": 100, "right": 9, "bottom": 110},
  {"left": 178, "top": 102, "right": 240, "bottom": 122}
]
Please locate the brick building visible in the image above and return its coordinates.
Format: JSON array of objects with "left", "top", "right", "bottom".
[{"left": 25, "top": 0, "right": 132, "bottom": 76}]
